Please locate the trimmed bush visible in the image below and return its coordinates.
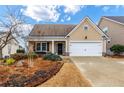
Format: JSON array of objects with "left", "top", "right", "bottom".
[
  {"left": 43, "top": 52, "right": 62, "bottom": 61},
  {"left": 10, "top": 53, "right": 28, "bottom": 61},
  {"left": 27, "top": 52, "right": 38, "bottom": 59},
  {"left": 16, "top": 49, "right": 25, "bottom": 53},
  {"left": 110, "top": 44, "right": 124, "bottom": 55},
  {"left": 6, "top": 58, "right": 15, "bottom": 65}
]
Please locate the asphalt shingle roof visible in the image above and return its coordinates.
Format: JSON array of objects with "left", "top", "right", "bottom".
[
  {"left": 29, "top": 24, "right": 77, "bottom": 36},
  {"left": 104, "top": 16, "right": 124, "bottom": 24}
]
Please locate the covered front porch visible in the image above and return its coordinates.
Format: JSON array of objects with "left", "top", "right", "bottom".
[{"left": 28, "top": 40, "right": 68, "bottom": 55}]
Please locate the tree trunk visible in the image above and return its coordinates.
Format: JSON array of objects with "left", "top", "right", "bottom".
[{"left": 0, "top": 49, "right": 3, "bottom": 58}]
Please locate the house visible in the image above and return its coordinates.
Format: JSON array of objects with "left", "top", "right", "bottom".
[
  {"left": 0, "top": 32, "right": 20, "bottom": 57},
  {"left": 28, "top": 17, "right": 109, "bottom": 56},
  {"left": 98, "top": 16, "right": 124, "bottom": 54}
]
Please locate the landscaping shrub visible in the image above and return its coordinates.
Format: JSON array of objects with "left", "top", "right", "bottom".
[
  {"left": 27, "top": 52, "right": 38, "bottom": 59},
  {"left": 110, "top": 44, "right": 124, "bottom": 55},
  {"left": 6, "top": 58, "right": 15, "bottom": 65},
  {"left": 10, "top": 52, "right": 38, "bottom": 61},
  {"left": 43, "top": 52, "right": 62, "bottom": 61},
  {"left": 10, "top": 53, "right": 28, "bottom": 61},
  {"left": 16, "top": 49, "right": 25, "bottom": 53}
]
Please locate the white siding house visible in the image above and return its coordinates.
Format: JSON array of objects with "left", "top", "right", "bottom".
[
  {"left": 2, "top": 39, "right": 20, "bottom": 57},
  {"left": 0, "top": 32, "right": 20, "bottom": 58}
]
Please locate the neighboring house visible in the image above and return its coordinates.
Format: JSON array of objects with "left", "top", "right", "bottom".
[
  {"left": 0, "top": 32, "right": 20, "bottom": 57},
  {"left": 98, "top": 16, "right": 124, "bottom": 54},
  {"left": 28, "top": 17, "right": 109, "bottom": 56}
]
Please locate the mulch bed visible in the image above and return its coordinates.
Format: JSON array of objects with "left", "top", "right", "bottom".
[{"left": 0, "top": 58, "right": 64, "bottom": 87}]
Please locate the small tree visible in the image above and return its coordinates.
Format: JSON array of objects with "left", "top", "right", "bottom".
[
  {"left": 110, "top": 44, "right": 124, "bottom": 55},
  {"left": 0, "top": 6, "right": 25, "bottom": 58}
]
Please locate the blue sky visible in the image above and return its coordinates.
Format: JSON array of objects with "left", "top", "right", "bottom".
[
  {"left": 0, "top": 5, "right": 124, "bottom": 47},
  {"left": 0, "top": 5, "right": 124, "bottom": 25}
]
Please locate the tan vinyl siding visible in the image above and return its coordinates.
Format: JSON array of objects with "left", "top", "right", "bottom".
[
  {"left": 69, "top": 19, "right": 102, "bottom": 41},
  {"left": 99, "top": 18, "right": 124, "bottom": 50}
]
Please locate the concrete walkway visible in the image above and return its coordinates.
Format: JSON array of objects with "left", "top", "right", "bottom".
[{"left": 71, "top": 57, "right": 124, "bottom": 87}]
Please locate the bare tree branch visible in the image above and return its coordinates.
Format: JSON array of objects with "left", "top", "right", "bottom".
[{"left": 0, "top": 6, "right": 26, "bottom": 58}]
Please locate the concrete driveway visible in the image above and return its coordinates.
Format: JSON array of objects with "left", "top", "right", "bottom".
[{"left": 71, "top": 57, "right": 124, "bottom": 87}]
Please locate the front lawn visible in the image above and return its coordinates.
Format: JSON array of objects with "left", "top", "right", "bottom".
[{"left": 0, "top": 58, "right": 63, "bottom": 87}]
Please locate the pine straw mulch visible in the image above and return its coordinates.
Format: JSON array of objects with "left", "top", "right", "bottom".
[
  {"left": 38, "top": 58, "right": 92, "bottom": 87},
  {"left": 0, "top": 58, "right": 63, "bottom": 87}
]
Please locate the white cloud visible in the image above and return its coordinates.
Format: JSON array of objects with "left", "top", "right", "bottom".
[
  {"left": 21, "top": 5, "right": 86, "bottom": 22},
  {"left": 61, "top": 19, "right": 64, "bottom": 22},
  {"left": 115, "top": 5, "right": 120, "bottom": 9},
  {"left": 64, "top": 5, "right": 85, "bottom": 14},
  {"left": 115, "top": 5, "right": 124, "bottom": 9},
  {"left": 21, "top": 24, "right": 33, "bottom": 36},
  {"left": 102, "top": 6, "right": 110, "bottom": 12},
  {"left": 17, "top": 24, "right": 33, "bottom": 48},
  {"left": 66, "top": 16, "right": 71, "bottom": 21},
  {"left": 60, "top": 16, "right": 71, "bottom": 22},
  {"left": 22, "top": 5, "right": 60, "bottom": 22}
]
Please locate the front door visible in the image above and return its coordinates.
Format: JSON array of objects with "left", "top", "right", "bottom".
[{"left": 58, "top": 43, "right": 63, "bottom": 55}]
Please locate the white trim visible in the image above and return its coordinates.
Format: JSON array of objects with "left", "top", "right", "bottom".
[
  {"left": 28, "top": 38, "right": 66, "bottom": 42},
  {"left": 41, "top": 42, "right": 47, "bottom": 52},
  {"left": 65, "top": 40, "right": 68, "bottom": 52},
  {"left": 28, "top": 36, "right": 66, "bottom": 42},
  {"left": 69, "top": 40, "right": 103, "bottom": 43},
  {"left": 52, "top": 40, "right": 54, "bottom": 53},
  {"left": 65, "top": 17, "right": 85, "bottom": 38},
  {"left": 88, "top": 17, "right": 109, "bottom": 39},
  {"left": 102, "top": 17, "right": 124, "bottom": 26},
  {"left": 28, "top": 36, "right": 65, "bottom": 39},
  {"left": 65, "top": 16, "right": 109, "bottom": 39},
  {"left": 35, "top": 42, "right": 41, "bottom": 52}
]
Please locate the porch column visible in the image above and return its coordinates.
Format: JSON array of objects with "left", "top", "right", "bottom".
[
  {"left": 52, "top": 40, "right": 54, "bottom": 53},
  {"left": 65, "top": 40, "right": 67, "bottom": 53}
]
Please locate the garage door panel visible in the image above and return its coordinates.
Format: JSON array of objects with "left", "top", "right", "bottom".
[{"left": 69, "top": 42, "right": 102, "bottom": 56}]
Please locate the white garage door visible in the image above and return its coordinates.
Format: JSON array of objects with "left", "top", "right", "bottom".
[{"left": 69, "top": 42, "right": 102, "bottom": 56}]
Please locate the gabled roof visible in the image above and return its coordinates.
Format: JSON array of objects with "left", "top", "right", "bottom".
[
  {"left": 29, "top": 17, "right": 109, "bottom": 40},
  {"left": 29, "top": 24, "right": 76, "bottom": 36},
  {"left": 101, "top": 16, "right": 124, "bottom": 25},
  {"left": 65, "top": 16, "right": 109, "bottom": 39}
]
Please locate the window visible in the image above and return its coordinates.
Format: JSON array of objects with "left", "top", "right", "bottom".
[
  {"left": 36, "top": 43, "right": 41, "bottom": 51},
  {"left": 42, "top": 43, "right": 47, "bottom": 51},
  {"left": 83, "top": 25, "right": 88, "bottom": 31},
  {"left": 103, "top": 27, "right": 108, "bottom": 33},
  {"left": 36, "top": 42, "right": 47, "bottom": 52},
  {"left": 47, "top": 42, "right": 49, "bottom": 51}
]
